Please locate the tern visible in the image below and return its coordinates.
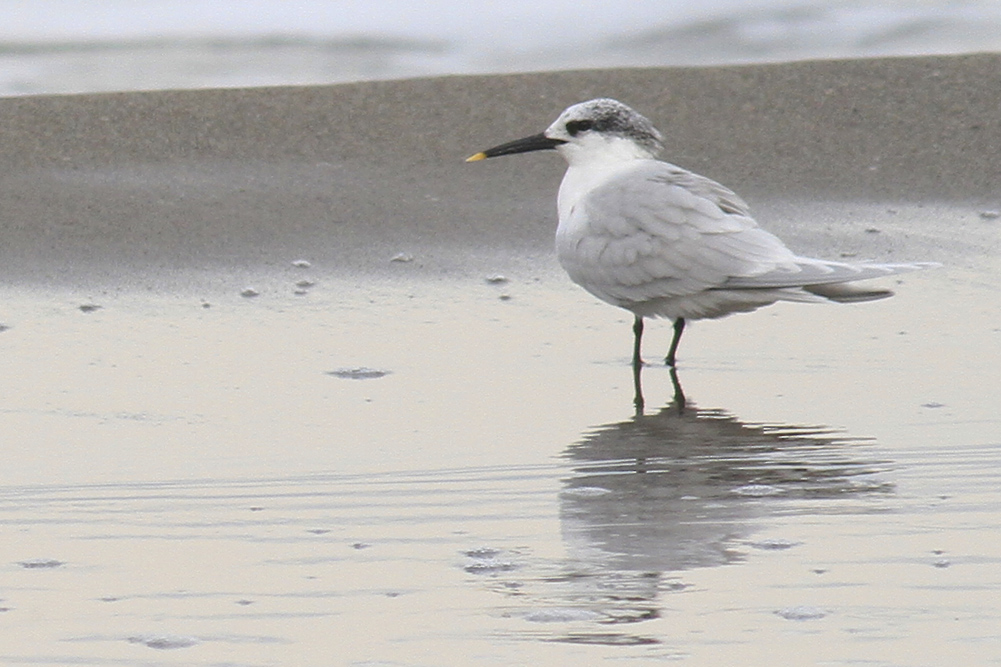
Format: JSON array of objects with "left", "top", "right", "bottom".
[{"left": 467, "top": 98, "right": 936, "bottom": 368}]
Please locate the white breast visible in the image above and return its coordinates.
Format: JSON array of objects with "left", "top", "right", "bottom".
[{"left": 555, "top": 161, "right": 654, "bottom": 308}]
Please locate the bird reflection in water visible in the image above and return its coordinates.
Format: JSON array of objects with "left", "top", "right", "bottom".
[
  {"left": 633, "top": 359, "right": 687, "bottom": 414},
  {"left": 507, "top": 368, "right": 891, "bottom": 646},
  {"left": 564, "top": 366, "right": 891, "bottom": 570}
]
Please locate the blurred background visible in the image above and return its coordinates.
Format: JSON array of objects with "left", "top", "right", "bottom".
[{"left": 2, "top": 0, "right": 1001, "bottom": 96}]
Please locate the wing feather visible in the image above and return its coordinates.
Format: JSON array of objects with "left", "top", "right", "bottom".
[
  {"left": 721, "top": 260, "right": 939, "bottom": 289},
  {"left": 558, "top": 161, "right": 798, "bottom": 305},
  {"left": 554, "top": 159, "right": 937, "bottom": 316}
]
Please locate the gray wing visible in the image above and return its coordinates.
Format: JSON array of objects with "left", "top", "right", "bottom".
[
  {"left": 561, "top": 160, "right": 803, "bottom": 304},
  {"left": 721, "top": 259, "right": 941, "bottom": 289},
  {"left": 649, "top": 161, "right": 751, "bottom": 216}
]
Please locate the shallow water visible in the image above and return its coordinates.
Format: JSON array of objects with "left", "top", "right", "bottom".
[
  {"left": 1, "top": 243, "right": 998, "bottom": 664},
  {"left": 4, "top": 0, "right": 1001, "bottom": 96}
]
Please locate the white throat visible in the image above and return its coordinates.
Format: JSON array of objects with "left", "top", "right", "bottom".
[{"left": 555, "top": 137, "right": 656, "bottom": 223}]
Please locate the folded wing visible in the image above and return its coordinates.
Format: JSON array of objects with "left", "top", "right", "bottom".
[
  {"left": 557, "top": 160, "right": 938, "bottom": 316},
  {"left": 561, "top": 161, "right": 802, "bottom": 304}
]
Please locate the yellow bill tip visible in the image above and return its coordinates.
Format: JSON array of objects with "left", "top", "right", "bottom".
[{"left": 465, "top": 152, "right": 487, "bottom": 162}]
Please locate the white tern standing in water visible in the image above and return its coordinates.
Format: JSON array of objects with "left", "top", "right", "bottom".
[{"left": 467, "top": 98, "right": 937, "bottom": 367}]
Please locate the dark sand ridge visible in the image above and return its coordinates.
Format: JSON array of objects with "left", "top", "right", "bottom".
[{"left": 0, "top": 53, "right": 999, "bottom": 287}]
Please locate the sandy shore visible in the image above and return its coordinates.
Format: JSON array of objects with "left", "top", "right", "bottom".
[
  {"left": 0, "top": 54, "right": 999, "bottom": 287},
  {"left": 1, "top": 56, "right": 1000, "bottom": 666}
]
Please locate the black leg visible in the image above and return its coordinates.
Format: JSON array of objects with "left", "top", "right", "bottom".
[
  {"left": 632, "top": 315, "right": 644, "bottom": 369},
  {"left": 665, "top": 317, "right": 686, "bottom": 367},
  {"left": 669, "top": 366, "right": 686, "bottom": 413},
  {"left": 632, "top": 357, "right": 645, "bottom": 414}
]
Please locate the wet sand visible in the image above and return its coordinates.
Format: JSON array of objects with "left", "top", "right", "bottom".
[
  {"left": 2, "top": 53, "right": 1000, "bottom": 286},
  {"left": 1, "top": 55, "right": 1000, "bottom": 665}
]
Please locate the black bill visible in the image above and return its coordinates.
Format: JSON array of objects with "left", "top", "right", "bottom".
[{"left": 466, "top": 133, "right": 566, "bottom": 161}]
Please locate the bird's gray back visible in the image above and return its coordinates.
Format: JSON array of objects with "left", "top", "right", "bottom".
[{"left": 555, "top": 160, "right": 802, "bottom": 308}]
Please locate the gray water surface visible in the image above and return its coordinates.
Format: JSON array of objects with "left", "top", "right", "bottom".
[{"left": 4, "top": 0, "right": 1001, "bottom": 96}]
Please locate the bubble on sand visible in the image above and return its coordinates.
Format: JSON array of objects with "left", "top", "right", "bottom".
[
  {"left": 463, "top": 547, "right": 517, "bottom": 574},
  {"left": 240, "top": 288, "right": 260, "bottom": 298},
  {"left": 979, "top": 210, "right": 999, "bottom": 220},
  {"left": 748, "top": 538, "right": 801, "bottom": 551},
  {"left": 463, "top": 558, "right": 517, "bottom": 574},
  {"left": 295, "top": 279, "right": 315, "bottom": 288},
  {"left": 390, "top": 252, "right": 414, "bottom": 263},
  {"left": 552, "top": 633, "right": 661, "bottom": 646},
  {"left": 525, "top": 607, "right": 604, "bottom": 623},
  {"left": 18, "top": 558, "right": 64, "bottom": 569},
  {"left": 463, "top": 547, "right": 502, "bottom": 559},
  {"left": 485, "top": 274, "right": 509, "bottom": 284},
  {"left": 775, "top": 605, "right": 827, "bottom": 621},
  {"left": 127, "top": 634, "right": 199, "bottom": 650},
  {"left": 561, "top": 486, "right": 612, "bottom": 498},
  {"left": 731, "top": 484, "right": 785, "bottom": 497},
  {"left": 326, "top": 368, "right": 390, "bottom": 380},
  {"left": 292, "top": 259, "right": 312, "bottom": 268}
]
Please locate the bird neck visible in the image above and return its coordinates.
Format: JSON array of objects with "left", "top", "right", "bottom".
[
  {"left": 557, "top": 155, "right": 652, "bottom": 223},
  {"left": 559, "top": 135, "right": 657, "bottom": 168}
]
